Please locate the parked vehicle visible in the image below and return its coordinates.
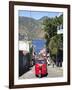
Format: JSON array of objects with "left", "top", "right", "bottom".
[{"left": 35, "top": 59, "right": 48, "bottom": 78}]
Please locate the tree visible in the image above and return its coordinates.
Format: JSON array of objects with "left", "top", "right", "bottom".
[
  {"left": 42, "top": 14, "right": 63, "bottom": 63},
  {"left": 48, "top": 34, "right": 63, "bottom": 62}
]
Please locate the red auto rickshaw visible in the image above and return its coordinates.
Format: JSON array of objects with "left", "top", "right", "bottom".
[{"left": 35, "top": 58, "right": 48, "bottom": 78}]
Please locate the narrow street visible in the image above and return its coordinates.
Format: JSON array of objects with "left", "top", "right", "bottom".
[{"left": 19, "top": 64, "right": 63, "bottom": 79}]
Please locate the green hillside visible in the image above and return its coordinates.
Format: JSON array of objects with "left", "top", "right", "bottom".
[{"left": 19, "top": 16, "right": 45, "bottom": 40}]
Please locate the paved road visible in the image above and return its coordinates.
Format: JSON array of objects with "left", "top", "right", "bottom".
[{"left": 19, "top": 64, "right": 63, "bottom": 79}]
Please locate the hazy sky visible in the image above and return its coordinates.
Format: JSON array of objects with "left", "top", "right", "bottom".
[{"left": 19, "top": 10, "right": 62, "bottom": 20}]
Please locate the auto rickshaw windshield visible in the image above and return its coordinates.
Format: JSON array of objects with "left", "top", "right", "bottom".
[{"left": 35, "top": 60, "right": 46, "bottom": 64}]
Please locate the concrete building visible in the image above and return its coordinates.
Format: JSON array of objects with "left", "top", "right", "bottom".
[{"left": 57, "top": 24, "right": 63, "bottom": 34}]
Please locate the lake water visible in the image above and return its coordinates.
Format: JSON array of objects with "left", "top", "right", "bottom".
[{"left": 32, "top": 39, "right": 46, "bottom": 54}]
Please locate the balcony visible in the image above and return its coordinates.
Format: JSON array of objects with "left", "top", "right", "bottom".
[{"left": 57, "top": 24, "right": 63, "bottom": 34}]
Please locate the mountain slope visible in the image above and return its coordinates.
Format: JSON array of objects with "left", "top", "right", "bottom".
[{"left": 19, "top": 16, "right": 45, "bottom": 40}]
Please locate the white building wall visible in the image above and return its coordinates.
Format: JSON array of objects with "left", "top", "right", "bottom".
[
  {"left": 19, "top": 41, "right": 30, "bottom": 52},
  {"left": 57, "top": 29, "right": 63, "bottom": 34}
]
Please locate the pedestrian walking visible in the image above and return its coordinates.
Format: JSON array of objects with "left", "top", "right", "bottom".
[{"left": 53, "top": 63, "right": 54, "bottom": 68}]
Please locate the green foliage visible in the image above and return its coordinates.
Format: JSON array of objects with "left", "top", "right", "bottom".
[
  {"left": 49, "top": 35, "right": 62, "bottom": 55},
  {"left": 42, "top": 14, "right": 63, "bottom": 61},
  {"left": 49, "top": 36, "right": 58, "bottom": 54}
]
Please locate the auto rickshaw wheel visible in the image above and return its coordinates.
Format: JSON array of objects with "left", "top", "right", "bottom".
[
  {"left": 38, "top": 74, "right": 41, "bottom": 78},
  {"left": 35, "top": 74, "right": 38, "bottom": 77}
]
